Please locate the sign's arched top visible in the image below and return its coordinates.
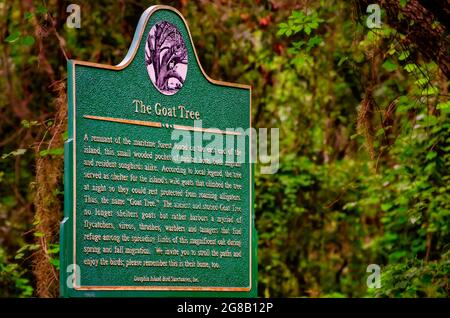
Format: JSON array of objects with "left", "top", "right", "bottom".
[{"left": 71, "top": 5, "right": 250, "bottom": 91}]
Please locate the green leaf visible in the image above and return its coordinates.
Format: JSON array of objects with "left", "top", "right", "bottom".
[
  {"left": 49, "top": 257, "right": 60, "bottom": 269},
  {"left": 17, "top": 245, "right": 29, "bottom": 254},
  {"left": 29, "top": 244, "right": 40, "bottom": 251},
  {"left": 389, "top": 250, "right": 407, "bottom": 261},
  {"left": 388, "top": 44, "right": 397, "bottom": 55},
  {"left": 404, "top": 63, "right": 416, "bottom": 73},
  {"left": 381, "top": 203, "right": 393, "bottom": 211},
  {"left": 39, "top": 148, "right": 64, "bottom": 157},
  {"left": 36, "top": 5, "right": 48, "bottom": 14},
  {"left": 277, "top": 23, "right": 289, "bottom": 36},
  {"left": 382, "top": 59, "right": 397, "bottom": 72},
  {"left": 421, "top": 86, "right": 438, "bottom": 96},
  {"left": 414, "top": 77, "right": 429, "bottom": 87},
  {"left": 21, "top": 119, "right": 39, "bottom": 128},
  {"left": 15, "top": 253, "right": 24, "bottom": 260},
  {"left": 39, "top": 150, "right": 49, "bottom": 157},
  {"left": 436, "top": 101, "right": 450, "bottom": 113},
  {"left": 21, "top": 35, "right": 35, "bottom": 46},
  {"left": 309, "top": 21, "right": 319, "bottom": 29},
  {"left": 376, "top": 128, "right": 385, "bottom": 136},
  {"left": 426, "top": 151, "right": 437, "bottom": 160},
  {"left": 40, "top": 147, "right": 64, "bottom": 157},
  {"left": 292, "top": 41, "right": 306, "bottom": 49},
  {"left": 47, "top": 246, "right": 60, "bottom": 254},
  {"left": 276, "top": 29, "right": 286, "bottom": 36},
  {"left": 337, "top": 56, "right": 348, "bottom": 67},
  {"left": 385, "top": 232, "right": 398, "bottom": 241},
  {"left": 398, "top": 50, "right": 410, "bottom": 61},
  {"left": 307, "top": 36, "right": 322, "bottom": 50},
  {"left": 48, "top": 147, "right": 64, "bottom": 156},
  {"left": 21, "top": 120, "right": 30, "bottom": 128},
  {"left": 5, "top": 31, "right": 20, "bottom": 43}
]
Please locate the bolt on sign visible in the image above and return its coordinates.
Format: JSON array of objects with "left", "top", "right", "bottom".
[{"left": 60, "top": 5, "right": 256, "bottom": 297}]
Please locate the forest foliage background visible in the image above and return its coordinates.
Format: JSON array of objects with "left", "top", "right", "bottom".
[{"left": 0, "top": 0, "right": 448, "bottom": 297}]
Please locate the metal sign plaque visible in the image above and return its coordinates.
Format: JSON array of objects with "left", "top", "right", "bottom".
[{"left": 60, "top": 5, "right": 256, "bottom": 297}]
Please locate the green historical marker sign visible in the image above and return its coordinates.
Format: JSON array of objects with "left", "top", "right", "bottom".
[{"left": 60, "top": 5, "right": 256, "bottom": 297}]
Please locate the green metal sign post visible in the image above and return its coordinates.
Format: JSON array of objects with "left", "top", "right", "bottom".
[{"left": 60, "top": 5, "right": 256, "bottom": 297}]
